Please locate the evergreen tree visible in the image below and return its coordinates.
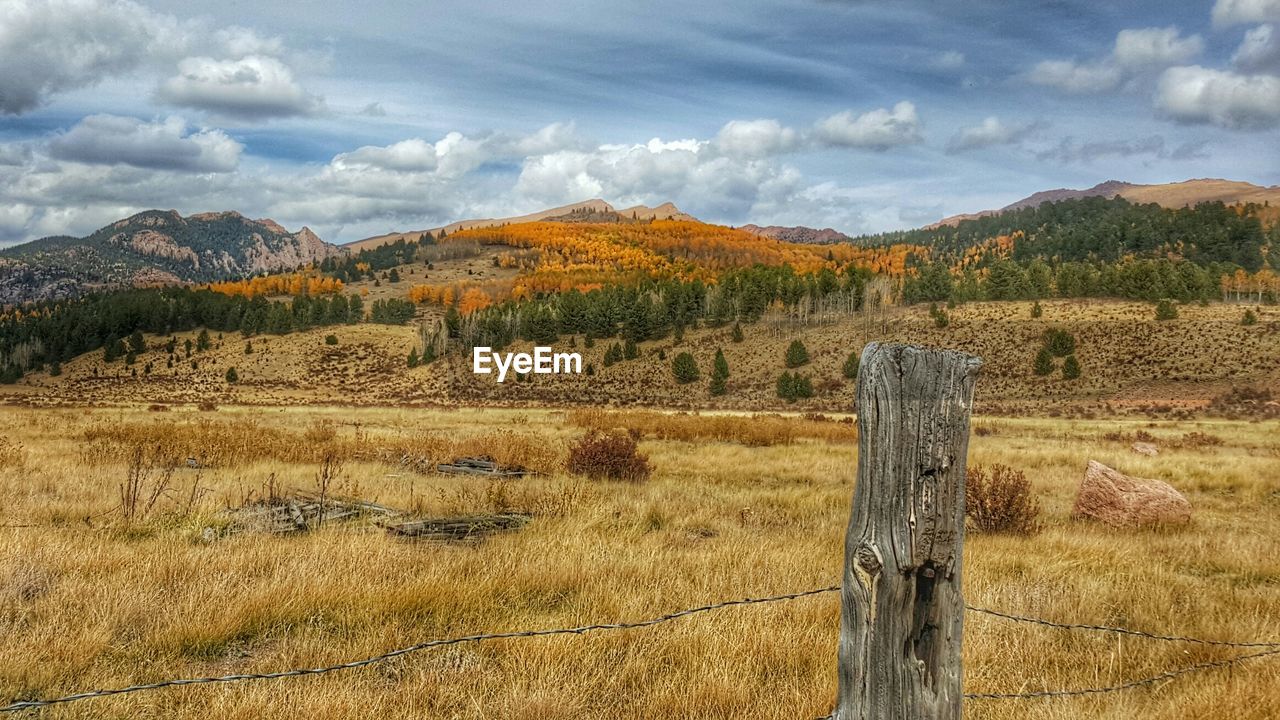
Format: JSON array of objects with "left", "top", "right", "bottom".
[
  {"left": 1062, "top": 354, "right": 1081, "bottom": 380},
  {"left": 196, "top": 329, "right": 211, "bottom": 351},
  {"left": 128, "top": 329, "right": 146, "bottom": 354},
  {"left": 713, "top": 348, "right": 729, "bottom": 379},
  {"left": 1042, "top": 328, "right": 1076, "bottom": 357},
  {"left": 388, "top": 268, "right": 401, "bottom": 283},
  {"left": 48, "top": 361, "right": 62, "bottom": 377},
  {"left": 842, "top": 351, "right": 860, "bottom": 380},
  {"left": 1031, "top": 300, "right": 1043, "bottom": 319},
  {"left": 1243, "top": 309, "right": 1258, "bottom": 326},
  {"left": 603, "top": 343, "right": 623, "bottom": 367},
  {"left": 225, "top": 367, "right": 238, "bottom": 383},
  {"left": 623, "top": 336, "right": 639, "bottom": 360},
  {"left": 1155, "top": 299, "right": 1179, "bottom": 321},
  {"left": 1033, "top": 347, "right": 1054, "bottom": 376},
  {"left": 407, "top": 347, "right": 419, "bottom": 368},
  {"left": 709, "top": 373, "right": 727, "bottom": 396},
  {"left": 731, "top": 323, "right": 744, "bottom": 343},
  {"left": 245, "top": 340, "right": 253, "bottom": 354},
  {"left": 672, "top": 352, "right": 699, "bottom": 384},
  {"left": 785, "top": 339, "right": 810, "bottom": 368}
]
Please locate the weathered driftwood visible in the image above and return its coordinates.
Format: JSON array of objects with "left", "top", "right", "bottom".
[
  {"left": 435, "top": 456, "right": 528, "bottom": 477},
  {"left": 387, "top": 513, "right": 531, "bottom": 542},
  {"left": 225, "top": 492, "right": 404, "bottom": 534},
  {"left": 836, "top": 342, "right": 982, "bottom": 720}
]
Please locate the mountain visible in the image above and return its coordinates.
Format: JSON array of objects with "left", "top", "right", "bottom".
[
  {"left": 0, "top": 210, "right": 343, "bottom": 305},
  {"left": 928, "top": 178, "right": 1280, "bottom": 229},
  {"left": 347, "top": 199, "right": 697, "bottom": 252},
  {"left": 738, "top": 224, "right": 852, "bottom": 245}
]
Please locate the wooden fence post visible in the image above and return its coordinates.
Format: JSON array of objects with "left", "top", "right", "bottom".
[{"left": 836, "top": 342, "right": 982, "bottom": 720}]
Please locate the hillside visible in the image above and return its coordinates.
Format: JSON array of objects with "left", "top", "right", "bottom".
[
  {"left": 929, "top": 178, "right": 1280, "bottom": 228},
  {"left": 739, "top": 224, "right": 853, "bottom": 244},
  {"left": 347, "top": 199, "right": 697, "bottom": 252},
  {"left": 0, "top": 211, "right": 343, "bottom": 305},
  {"left": 5, "top": 299, "right": 1276, "bottom": 417}
]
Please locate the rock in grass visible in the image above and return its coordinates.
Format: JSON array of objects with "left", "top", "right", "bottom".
[
  {"left": 1072, "top": 460, "right": 1190, "bottom": 528},
  {"left": 1130, "top": 441, "right": 1159, "bottom": 456}
]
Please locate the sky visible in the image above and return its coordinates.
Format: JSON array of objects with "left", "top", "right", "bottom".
[{"left": 1, "top": 0, "right": 1278, "bottom": 246}]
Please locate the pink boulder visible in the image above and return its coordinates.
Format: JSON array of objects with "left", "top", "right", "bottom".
[{"left": 1072, "top": 460, "right": 1191, "bottom": 528}]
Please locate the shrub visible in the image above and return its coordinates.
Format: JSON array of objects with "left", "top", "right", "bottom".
[
  {"left": 672, "top": 352, "right": 699, "bottom": 384},
  {"left": 966, "top": 464, "right": 1040, "bottom": 534},
  {"left": 407, "top": 348, "right": 419, "bottom": 368},
  {"left": 1243, "top": 309, "right": 1258, "bottom": 326},
  {"left": 1155, "top": 298, "right": 1178, "bottom": 321},
  {"left": 842, "top": 351, "right": 860, "bottom": 380},
  {"left": 713, "top": 348, "right": 729, "bottom": 379},
  {"left": 244, "top": 341, "right": 253, "bottom": 354},
  {"left": 1033, "top": 347, "right": 1054, "bottom": 376},
  {"left": 709, "top": 373, "right": 727, "bottom": 396},
  {"left": 1061, "top": 354, "right": 1081, "bottom": 380},
  {"left": 731, "top": 323, "right": 744, "bottom": 343},
  {"left": 624, "top": 337, "right": 638, "bottom": 360},
  {"left": 225, "top": 367, "right": 238, "bottom": 383},
  {"left": 325, "top": 334, "right": 339, "bottom": 345},
  {"left": 1041, "top": 327, "right": 1075, "bottom": 357},
  {"left": 785, "top": 339, "right": 810, "bottom": 368},
  {"left": 1031, "top": 300, "right": 1043, "bottom": 318},
  {"left": 777, "top": 371, "right": 813, "bottom": 402},
  {"left": 603, "top": 343, "right": 623, "bottom": 367},
  {"left": 567, "top": 430, "right": 651, "bottom": 482}
]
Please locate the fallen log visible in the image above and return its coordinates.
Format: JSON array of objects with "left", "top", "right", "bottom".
[{"left": 387, "top": 513, "right": 532, "bottom": 542}]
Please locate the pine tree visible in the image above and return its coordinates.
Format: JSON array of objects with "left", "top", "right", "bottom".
[
  {"left": 1155, "top": 299, "right": 1178, "bottom": 321},
  {"left": 128, "top": 329, "right": 146, "bottom": 354},
  {"left": 842, "top": 351, "right": 860, "bottom": 380},
  {"left": 731, "top": 323, "right": 744, "bottom": 343},
  {"left": 245, "top": 341, "right": 254, "bottom": 354},
  {"left": 1031, "top": 300, "right": 1043, "bottom": 319},
  {"left": 196, "top": 329, "right": 211, "bottom": 351},
  {"left": 225, "top": 367, "right": 238, "bottom": 383},
  {"left": 407, "top": 348, "right": 419, "bottom": 368},
  {"left": 1062, "top": 354, "right": 1081, "bottom": 380},
  {"left": 709, "top": 373, "right": 727, "bottom": 396},
  {"left": 624, "top": 337, "right": 638, "bottom": 360},
  {"left": 1243, "top": 309, "right": 1258, "bottom": 326},
  {"left": 713, "top": 348, "right": 729, "bottom": 379},
  {"left": 48, "top": 361, "right": 62, "bottom": 377},
  {"left": 785, "top": 339, "right": 810, "bottom": 368},
  {"left": 672, "top": 352, "right": 699, "bottom": 384},
  {"left": 1033, "top": 347, "right": 1054, "bottom": 376}
]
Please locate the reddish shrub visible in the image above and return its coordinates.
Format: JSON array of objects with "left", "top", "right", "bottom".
[
  {"left": 966, "top": 464, "right": 1041, "bottom": 535},
  {"left": 567, "top": 430, "right": 651, "bottom": 482}
]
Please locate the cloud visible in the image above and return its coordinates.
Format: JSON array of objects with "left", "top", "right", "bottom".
[
  {"left": 1028, "top": 60, "right": 1124, "bottom": 93},
  {"left": 946, "top": 117, "right": 1041, "bottom": 153},
  {"left": 712, "top": 119, "right": 800, "bottom": 158},
  {"left": 1029, "top": 26, "right": 1201, "bottom": 93},
  {"left": 933, "top": 51, "right": 965, "bottom": 70},
  {"left": 1212, "top": 0, "right": 1280, "bottom": 26},
  {"left": 1112, "top": 27, "right": 1203, "bottom": 69},
  {"left": 0, "top": 0, "right": 184, "bottom": 114},
  {"left": 1156, "top": 65, "right": 1280, "bottom": 129},
  {"left": 1034, "top": 135, "right": 1207, "bottom": 163},
  {"left": 1233, "top": 24, "right": 1280, "bottom": 72},
  {"left": 47, "top": 114, "right": 242, "bottom": 172},
  {"left": 813, "top": 102, "right": 922, "bottom": 150},
  {"left": 157, "top": 55, "right": 324, "bottom": 120},
  {"left": 359, "top": 102, "right": 387, "bottom": 117}
]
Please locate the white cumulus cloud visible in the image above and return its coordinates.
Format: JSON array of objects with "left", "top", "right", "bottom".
[
  {"left": 1213, "top": 0, "right": 1280, "bottom": 26},
  {"left": 712, "top": 119, "right": 800, "bottom": 158},
  {"left": 946, "top": 117, "right": 1040, "bottom": 153},
  {"left": 157, "top": 55, "right": 324, "bottom": 120},
  {"left": 1029, "top": 26, "right": 1201, "bottom": 93},
  {"left": 1233, "top": 24, "right": 1280, "bottom": 72},
  {"left": 1113, "top": 27, "right": 1204, "bottom": 69},
  {"left": 1156, "top": 65, "right": 1280, "bottom": 129},
  {"left": 812, "top": 102, "right": 923, "bottom": 150},
  {"left": 48, "top": 114, "right": 241, "bottom": 172}
]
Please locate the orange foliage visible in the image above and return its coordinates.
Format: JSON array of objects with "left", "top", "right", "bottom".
[{"left": 206, "top": 272, "right": 345, "bottom": 298}]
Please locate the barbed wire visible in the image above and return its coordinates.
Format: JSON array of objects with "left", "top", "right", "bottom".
[
  {"left": 0, "top": 585, "right": 840, "bottom": 713},
  {"left": 4, "top": 583, "right": 1278, "bottom": 714},
  {"left": 966, "top": 604, "right": 1280, "bottom": 648},
  {"left": 964, "top": 645, "right": 1280, "bottom": 700}
]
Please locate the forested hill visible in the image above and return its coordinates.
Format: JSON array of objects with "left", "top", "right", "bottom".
[
  {"left": 856, "top": 197, "right": 1279, "bottom": 272},
  {"left": 0, "top": 210, "right": 344, "bottom": 305}
]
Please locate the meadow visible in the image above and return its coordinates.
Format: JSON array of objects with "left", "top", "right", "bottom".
[{"left": 1, "top": 405, "right": 1277, "bottom": 719}]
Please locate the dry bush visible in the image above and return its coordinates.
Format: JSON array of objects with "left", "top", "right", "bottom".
[
  {"left": 567, "top": 430, "right": 651, "bottom": 482},
  {"left": 966, "top": 463, "right": 1041, "bottom": 535},
  {"left": 1174, "top": 431, "right": 1225, "bottom": 449},
  {"left": 567, "top": 408, "right": 854, "bottom": 447},
  {"left": 435, "top": 479, "right": 594, "bottom": 517},
  {"left": 0, "top": 437, "right": 26, "bottom": 469},
  {"left": 82, "top": 419, "right": 363, "bottom": 468},
  {"left": 384, "top": 430, "right": 565, "bottom": 475}
]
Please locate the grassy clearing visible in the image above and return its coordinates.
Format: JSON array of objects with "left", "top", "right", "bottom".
[{"left": 0, "top": 407, "right": 1277, "bottom": 719}]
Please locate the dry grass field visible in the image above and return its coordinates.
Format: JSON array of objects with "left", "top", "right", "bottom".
[{"left": 1, "top": 405, "right": 1277, "bottom": 719}]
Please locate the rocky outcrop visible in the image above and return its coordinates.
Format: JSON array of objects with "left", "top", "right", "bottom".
[
  {"left": 739, "top": 224, "right": 851, "bottom": 244},
  {"left": 1071, "top": 460, "right": 1191, "bottom": 528}
]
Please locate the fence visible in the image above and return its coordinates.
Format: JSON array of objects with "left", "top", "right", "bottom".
[{"left": 3, "top": 342, "right": 1279, "bottom": 716}]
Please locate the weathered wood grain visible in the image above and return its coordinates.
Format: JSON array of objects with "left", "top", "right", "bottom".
[{"left": 836, "top": 342, "right": 982, "bottom": 720}]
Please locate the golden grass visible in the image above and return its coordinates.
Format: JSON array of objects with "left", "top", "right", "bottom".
[
  {"left": 0, "top": 407, "right": 1278, "bottom": 719},
  {"left": 567, "top": 408, "right": 855, "bottom": 446}
]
